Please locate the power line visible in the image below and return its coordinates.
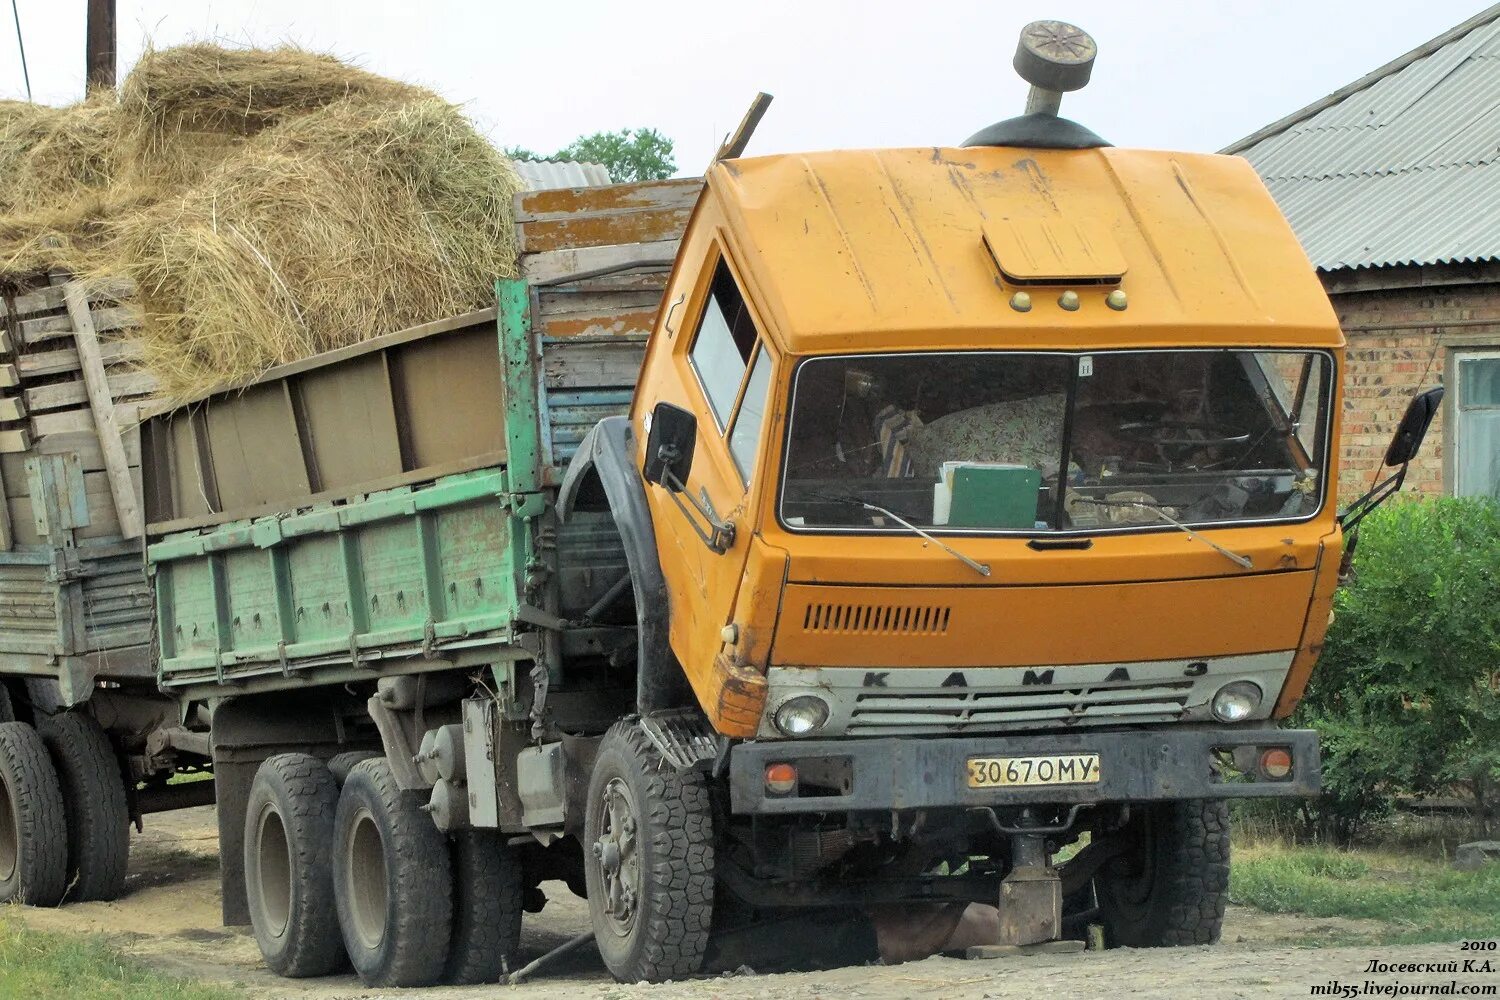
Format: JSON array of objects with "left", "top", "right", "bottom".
[{"left": 10, "top": 0, "right": 30, "bottom": 101}]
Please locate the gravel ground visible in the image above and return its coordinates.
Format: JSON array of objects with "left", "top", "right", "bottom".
[{"left": 13, "top": 807, "right": 1497, "bottom": 1000}]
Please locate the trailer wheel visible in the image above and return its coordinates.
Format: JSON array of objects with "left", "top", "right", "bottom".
[
  {"left": 584, "top": 722, "right": 714, "bottom": 983},
  {"left": 333, "top": 757, "right": 452, "bottom": 987},
  {"left": 1094, "top": 799, "right": 1229, "bottom": 947},
  {"left": 243, "top": 754, "right": 345, "bottom": 977},
  {"left": 37, "top": 711, "right": 129, "bottom": 902},
  {"left": 327, "top": 751, "right": 380, "bottom": 788},
  {"left": 443, "top": 830, "right": 523, "bottom": 984},
  {"left": 0, "top": 722, "right": 68, "bottom": 906}
]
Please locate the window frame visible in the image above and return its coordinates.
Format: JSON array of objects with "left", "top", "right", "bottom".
[
  {"left": 1452, "top": 349, "right": 1500, "bottom": 499},
  {"left": 681, "top": 251, "right": 773, "bottom": 488},
  {"left": 726, "top": 342, "right": 774, "bottom": 481},
  {"left": 774, "top": 346, "right": 1338, "bottom": 538},
  {"left": 686, "top": 255, "right": 759, "bottom": 435}
]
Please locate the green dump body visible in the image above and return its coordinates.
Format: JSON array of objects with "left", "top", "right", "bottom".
[
  {"left": 149, "top": 468, "right": 525, "bottom": 694},
  {"left": 140, "top": 178, "right": 701, "bottom": 701}
]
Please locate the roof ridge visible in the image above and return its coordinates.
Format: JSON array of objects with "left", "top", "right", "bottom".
[{"left": 1220, "top": 4, "right": 1500, "bottom": 154}]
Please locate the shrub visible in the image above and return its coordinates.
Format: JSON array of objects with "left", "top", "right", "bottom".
[{"left": 1293, "top": 496, "right": 1500, "bottom": 845}]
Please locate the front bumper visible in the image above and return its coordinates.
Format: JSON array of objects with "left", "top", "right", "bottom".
[{"left": 729, "top": 726, "right": 1319, "bottom": 815}]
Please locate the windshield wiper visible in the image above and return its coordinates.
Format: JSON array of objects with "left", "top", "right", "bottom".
[
  {"left": 1074, "top": 497, "right": 1253, "bottom": 570},
  {"left": 809, "top": 493, "right": 992, "bottom": 578}
]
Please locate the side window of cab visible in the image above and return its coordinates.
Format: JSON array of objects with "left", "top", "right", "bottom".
[{"left": 687, "top": 260, "right": 774, "bottom": 483}]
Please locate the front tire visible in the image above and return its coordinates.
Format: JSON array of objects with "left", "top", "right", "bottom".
[
  {"left": 38, "top": 711, "right": 129, "bottom": 902},
  {"left": 333, "top": 757, "right": 452, "bottom": 987},
  {"left": 1094, "top": 799, "right": 1229, "bottom": 947},
  {"left": 584, "top": 722, "right": 714, "bottom": 983},
  {"left": 243, "top": 753, "right": 345, "bottom": 977},
  {"left": 0, "top": 722, "right": 67, "bottom": 906}
]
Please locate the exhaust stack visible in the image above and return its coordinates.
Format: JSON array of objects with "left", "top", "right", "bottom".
[{"left": 1014, "top": 20, "right": 1097, "bottom": 117}]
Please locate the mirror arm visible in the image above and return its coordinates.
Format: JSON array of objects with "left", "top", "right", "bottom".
[
  {"left": 1338, "top": 463, "right": 1408, "bottom": 534},
  {"left": 661, "top": 470, "right": 736, "bottom": 554}
]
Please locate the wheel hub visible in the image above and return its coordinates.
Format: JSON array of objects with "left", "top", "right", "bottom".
[{"left": 592, "top": 778, "right": 641, "bottom": 933}]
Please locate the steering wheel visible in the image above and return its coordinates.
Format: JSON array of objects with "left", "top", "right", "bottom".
[{"left": 1115, "top": 419, "right": 1251, "bottom": 471}]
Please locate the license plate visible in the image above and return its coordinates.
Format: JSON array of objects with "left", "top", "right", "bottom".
[{"left": 966, "top": 753, "right": 1101, "bottom": 788}]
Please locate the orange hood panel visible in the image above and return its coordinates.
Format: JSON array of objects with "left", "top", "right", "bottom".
[{"left": 769, "top": 572, "right": 1313, "bottom": 669}]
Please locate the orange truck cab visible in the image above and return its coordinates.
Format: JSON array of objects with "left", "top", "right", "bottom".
[{"left": 558, "top": 20, "right": 1441, "bottom": 978}]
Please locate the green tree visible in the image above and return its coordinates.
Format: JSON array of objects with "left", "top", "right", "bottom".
[{"left": 502, "top": 129, "right": 677, "bottom": 182}]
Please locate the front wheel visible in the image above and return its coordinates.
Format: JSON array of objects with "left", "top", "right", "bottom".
[
  {"left": 1093, "top": 799, "right": 1229, "bottom": 947},
  {"left": 584, "top": 723, "right": 714, "bottom": 983}
]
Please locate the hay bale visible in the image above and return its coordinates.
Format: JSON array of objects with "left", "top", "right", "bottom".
[
  {"left": 113, "top": 97, "right": 520, "bottom": 398},
  {"left": 116, "top": 44, "right": 433, "bottom": 187},
  {"left": 0, "top": 43, "right": 522, "bottom": 400}
]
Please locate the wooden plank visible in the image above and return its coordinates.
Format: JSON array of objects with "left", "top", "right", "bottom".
[
  {"left": 0, "top": 446, "right": 11, "bottom": 550},
  {"left": 536, "top": 289, "right": 665, "bottom": 317},
  {"left": 539, "top": 308, "right": 659, "bottom": 340},
  {"left": 0, "top": 397, "right": 26, "bottom": 422},
  {"left": 521, "top": 240, "right": 680, "bottom": 286},
  {"left": 541, "top": 339, "right": 648, "bottom": 389},
  {"left": 520, "top": 207, "right": 693, "bottom": 254},
  {"left": 24, "top": 370, "right": 158, "bottom": 413},
  {"left": 18, "top": 339, "right": 143, "bottom": 378},
  {"left": 9, "top": 277, "right": 135, "bottom": 317},
  {"left": 0, "top": 366, "right": 17, "bottom": 388},
  {"left": 9, "top": 286, "right": 65, "bottom": 316},
  {"left": 25, "top": 429, "right": 141, "bottom": 472},
  {"left": 30, "top": 404, "right": 141, "bottom": 437},
  {"left": 514, "top": 178, "right": 703, "bottom": 224},
  {"left": 64, "top": 284, "right": 144, "bottom": 540},
  {"left": 0, "top": 430, "right": 33, "bottom": 453},
  {"left": 18, "top": 305, "right": 139, "bottom": 346}
]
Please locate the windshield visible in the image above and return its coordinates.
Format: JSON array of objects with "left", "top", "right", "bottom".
[{"left": 780, "top": 350, "right": 1332, "bottom": 533}]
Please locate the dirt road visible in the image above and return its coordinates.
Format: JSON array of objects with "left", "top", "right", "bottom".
[{"left": 13, "top": 807, "right": 1494, "bottom": 1000}]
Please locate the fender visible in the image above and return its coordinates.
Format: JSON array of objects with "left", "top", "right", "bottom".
[{"left": 557, "top": 416, "right": 684, "bottom": 713}]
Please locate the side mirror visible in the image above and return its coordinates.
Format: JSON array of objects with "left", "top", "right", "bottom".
[
  {"left": 643, "top": 401, "right": 698, "bottom": 491},
  {"left": 1383, "top": 387, "right": 1444, "bottom": 466}
]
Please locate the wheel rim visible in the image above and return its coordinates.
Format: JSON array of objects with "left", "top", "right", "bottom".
[
  {"left": 0, "top": 774, "right": 16, "bottom": 883},
  {"left": 255, "top": 805, "right": 293, "bottom": 937},
  {"left": 347, "top": 807, "right": 389, "bottom": 950},
  {"left": 1102, "top": 813, "right": 1157, "bottom": 919},
  {"left": 591, "top": 777, "right": 642, "bottom": 938}
]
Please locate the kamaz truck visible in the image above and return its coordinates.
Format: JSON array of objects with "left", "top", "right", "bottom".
[{"left": 0, "top": 20, "right": 1441, "bottom": 987}]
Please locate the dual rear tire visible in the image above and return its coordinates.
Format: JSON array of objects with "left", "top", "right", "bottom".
[
  {"left": 0, "top": 713, "right": 130, "bottom": 907},
  {"left": 244, "top": 753, "right": 523, "bottom": 987}
]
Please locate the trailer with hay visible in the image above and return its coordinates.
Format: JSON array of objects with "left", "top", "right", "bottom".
[{"left": 0, "top": 42, "right": 522, "bottom": 909}]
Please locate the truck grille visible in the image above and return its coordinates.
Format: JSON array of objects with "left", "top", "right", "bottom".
[
  {"left": 803, "top": 603, "right": 951, "bottom": 635},
  {"left": 847, "top": 678, "right": 1194, "bottom": 735}
]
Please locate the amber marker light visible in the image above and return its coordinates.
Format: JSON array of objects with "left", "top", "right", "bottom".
[
  {"left": 765, "top": 763, "right": 798, "bottom": 796},
  {"left": 1259, "top": 748, "right": 1293, "bottom": 781}
]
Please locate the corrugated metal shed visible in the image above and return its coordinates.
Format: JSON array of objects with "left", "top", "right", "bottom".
[
  {"left": 511, "top": 159, "right": 613, "bottom": 191},
  {"left": 1223, "top": 5, "right": 1500, "bottom": 272}
]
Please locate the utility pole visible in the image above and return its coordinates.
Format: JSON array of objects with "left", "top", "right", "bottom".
[{"left": 85, "top": 0, "right": 115, "bottom": 91}]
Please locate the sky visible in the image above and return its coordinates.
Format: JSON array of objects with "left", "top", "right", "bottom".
[{"left": 1, "top": 1, "right": 1488, "bottom": 172}]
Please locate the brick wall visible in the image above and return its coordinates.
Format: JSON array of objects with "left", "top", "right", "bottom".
[{"left": 1325, "top": 274, "right": 1500, "bottom": 500}]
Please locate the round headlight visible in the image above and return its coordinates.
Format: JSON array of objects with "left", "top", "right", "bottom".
[
  {"left": 773, "top": 695, "right": 830, "bottom": 737},
  {"left": 1211, "top": 681, "right": 1263, "bottom": 723}
]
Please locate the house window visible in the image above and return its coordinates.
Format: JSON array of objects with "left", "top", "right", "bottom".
[{"left": 1454, "top": 351, "right": 1500, "bottom": 499}]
